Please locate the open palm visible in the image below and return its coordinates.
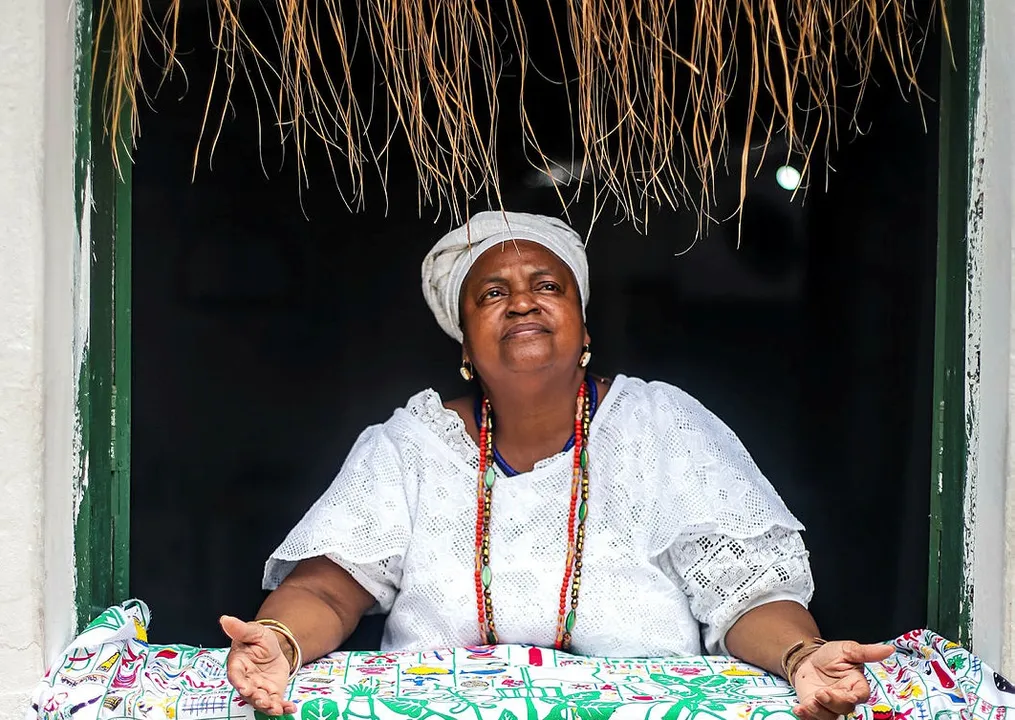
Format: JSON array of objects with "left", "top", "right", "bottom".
[
  {"left": 221, "top": 615, "right": 297, "bottom": 717},
  {"left": 792, "top": 641, "right": 894, "bottom": 720}
]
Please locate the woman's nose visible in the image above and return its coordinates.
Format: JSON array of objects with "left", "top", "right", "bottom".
[{"left": 506, "top": 289, "right": 539, "bottom": 315}]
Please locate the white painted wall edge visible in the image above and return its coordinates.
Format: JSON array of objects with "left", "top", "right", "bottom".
[
  {"left": 42, "top": 0, "right": 81, "bottom": 665},
  {"left": 0, "top": 0, "right": 48, "bottom": 714},
  {"left": 992, "top": 0, "right": 1015, "bottom": 678},
  {"left": 971, "top": 0, "right": 1015, "bottom": 678}
]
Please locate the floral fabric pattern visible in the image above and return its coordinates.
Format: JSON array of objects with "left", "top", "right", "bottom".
[{"left": 27, "top": 602, "right": 1015, "bottom": 720}]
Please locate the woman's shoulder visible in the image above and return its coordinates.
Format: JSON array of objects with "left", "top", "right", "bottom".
[
  {"left": 608, "top": 375, "right": 718, "bottom": 423},
  {"left": 607, "top": 375, "right": 751, "bottom": 454},
  {"left": 375, "top": 387, "right": 474, "bottom": 461},
  {"left": 396, "top": 386, "right": 448, "bottom": 420}
]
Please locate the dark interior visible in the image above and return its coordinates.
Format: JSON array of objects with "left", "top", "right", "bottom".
[{"left": 131, "top": 2, "right": 940, "bottom": 649}]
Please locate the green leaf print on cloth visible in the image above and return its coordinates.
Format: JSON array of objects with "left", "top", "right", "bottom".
[
  {"left": 379, "top": 698, "right": 431, "bottom": 719},
  {"left": 303, "top": 698, "right": 341, "bottom": 720},
  {"left": 27, "top": 602, "right": 1015, "bottom": 720}
]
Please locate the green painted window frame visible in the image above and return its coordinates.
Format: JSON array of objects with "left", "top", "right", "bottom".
[
  {"left": 928, "top": 0, "right": 983, "bottom": 645},
  {"left": 74, "top": 0, "right": 132, "bottom": 630},
  {"left": 71, "top": 0, "right": 980, "bottom": 641}
]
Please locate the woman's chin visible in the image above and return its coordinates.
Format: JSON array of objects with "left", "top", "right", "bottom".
[{"left": 499, "top": 349, "right": 563, "bottom": 375}]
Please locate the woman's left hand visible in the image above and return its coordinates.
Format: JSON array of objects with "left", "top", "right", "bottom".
[{"left": 792, "top": 641, "right": 894, "bottom": 720}]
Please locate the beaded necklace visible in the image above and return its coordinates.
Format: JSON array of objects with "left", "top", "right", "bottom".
[
  {"left": 472, "top": 376, "right": 598, "bottom": 476},
  {"left": 473, "top": 378, "right": 593, "bottom": 651}
]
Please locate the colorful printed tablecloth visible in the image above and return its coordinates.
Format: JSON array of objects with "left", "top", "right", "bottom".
[{"left": 27, "top": 601, "right": 1015, "bottom": 720}]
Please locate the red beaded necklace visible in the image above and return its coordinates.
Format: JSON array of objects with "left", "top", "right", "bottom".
[{"left": 474, "top": 382, "right": 592, "bottom": 650}]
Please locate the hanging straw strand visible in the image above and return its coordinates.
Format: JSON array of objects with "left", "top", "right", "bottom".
[{"left": 95, "top": 0, "right": 947, "bottom": 229}]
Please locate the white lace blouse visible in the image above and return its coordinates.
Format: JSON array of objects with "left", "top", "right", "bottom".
[{"left": 264, "top": 375, "right": 813, "bottom": 657}]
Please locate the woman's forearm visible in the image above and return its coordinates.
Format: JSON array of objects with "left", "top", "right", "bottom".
[
  {"left": 256, "top": 585, "right": 350, "bottom": 665},
  {"left": 256, "top": 556, "right": 375, "bottom": 665},
  {"left": 723, "top": 600, "right": 821, "bottom": 678}
]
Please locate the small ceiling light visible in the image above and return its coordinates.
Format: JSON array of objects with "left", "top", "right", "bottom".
[
  {"left": 775, "top": 165, "right": 801, "bottom": 191},
  {"left": 525, "top": 159, "right": 590, "bottom": 188},
  {"left": 527, "top": 165, "right": 573, "bottom": 188}
]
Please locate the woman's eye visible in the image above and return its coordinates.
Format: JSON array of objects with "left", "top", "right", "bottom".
[
  {"left": 539, "top": 282, "right": 561, "bottom": 292},
  {"left": 483, "top": 289, "right": 504, "bottom": 300}
]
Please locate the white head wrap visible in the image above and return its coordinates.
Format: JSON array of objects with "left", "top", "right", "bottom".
[{"left": 421, "top": 211, "right": 589, "bottom": 343}]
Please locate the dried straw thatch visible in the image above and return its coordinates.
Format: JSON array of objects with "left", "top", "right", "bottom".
[{"left": 96, "top": 0, "right": 946, "bottom": 228}]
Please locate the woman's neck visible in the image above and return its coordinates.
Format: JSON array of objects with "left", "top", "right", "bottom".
[{"left": 482, "top": 369, "right": 587, "bottom": 472}]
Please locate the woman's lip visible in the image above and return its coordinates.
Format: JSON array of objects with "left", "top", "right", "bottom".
[{"left": 503, "top": 323, "right": 550, "bottom": 338}]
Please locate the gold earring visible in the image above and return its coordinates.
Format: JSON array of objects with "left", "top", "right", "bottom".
[
  {"left": 460, "top": 361, "right": 474, "bottom": 382},
  {"left": 579, "top": 345, "right": 592, "bottom": 368}
]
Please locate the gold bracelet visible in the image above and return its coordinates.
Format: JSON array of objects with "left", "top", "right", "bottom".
[
  {"left": 781, "top": 637, "right": 826, "bottom": 683},
  {"left": 254, "top": 619, "right": 303, "bottom": 681}
]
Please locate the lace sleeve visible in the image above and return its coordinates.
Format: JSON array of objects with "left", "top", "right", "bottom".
[
  {"left": 262, "top": 424, "right": 412, "bottom": 614},
  {"left": 648, "top": 381, "right": 813, "bottom": 654},
  {"left": 659, "top": 527, "right": 814, "bottom": 655}
]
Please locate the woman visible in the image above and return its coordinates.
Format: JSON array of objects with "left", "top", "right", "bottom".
[{"left": 220, "top": 212, "right": 891, "bottom": 720}]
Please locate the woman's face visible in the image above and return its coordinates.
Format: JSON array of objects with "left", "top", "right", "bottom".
[{"left": 459, "top": 240, "right": 588, "bottom": 382}]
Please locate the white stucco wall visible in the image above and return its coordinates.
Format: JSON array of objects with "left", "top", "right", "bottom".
[
  {"left": 988, "top": 0, "right": 1015, "bottom": 677},
  {"left": 41, "top": 0, "right": 82, "bottom": 673},
  {"left": 971, "top": 0, "right": 1015, "bottom": 679},
  {"left": 0, "top": 0, "right": 78, "bottom": 717},
  {"left": 0, "top": 0, "right": 48, "bottom": 715}
]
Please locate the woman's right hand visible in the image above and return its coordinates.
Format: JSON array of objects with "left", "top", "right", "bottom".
[{"left": 220, "top": 615, "right": 298, "bottom": 717}]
